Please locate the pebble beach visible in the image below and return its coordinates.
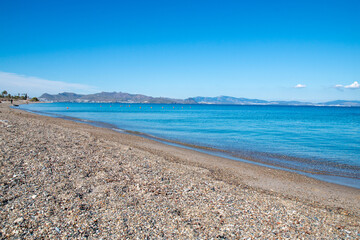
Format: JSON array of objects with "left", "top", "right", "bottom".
[{"left": 1, "top": 102, "right": 359, "bottom": 239}]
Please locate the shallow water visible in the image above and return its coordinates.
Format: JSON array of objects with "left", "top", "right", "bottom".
[{"left": 19, "top": 103, "right": 360, "bottom": 188}]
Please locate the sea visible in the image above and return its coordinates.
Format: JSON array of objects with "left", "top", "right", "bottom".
[{"left": 18, "top": 103, "right": 360, "bottom": 189}]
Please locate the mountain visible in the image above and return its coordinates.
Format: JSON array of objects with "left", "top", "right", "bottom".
[
  {"left": 321, "top": 100, "right": 360, "bottom": 107},
  {"left": 193, "top": 96, "right": 313, "bottom": 106},
  {"left": 192, "top": 96, "right": 360, "bottom": 106},
  {"left": 39, "top": 92, "right": 84, "bottom": 102},
  {"left": 268, "top": 100, "right": 313, "bottom": 106},
  {"left": 193, "top": 96, "right": 268, "bottom": 104},
  {"left": 39, "top": 92, "right": 360, "bottom": 107},
  {"left": 39, "top": 92, "right": 197, "bottom": 104}
]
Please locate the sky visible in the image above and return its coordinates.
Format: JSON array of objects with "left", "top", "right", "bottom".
[{"left": 0, "top": 0, "right": 359, "bottom": 102}]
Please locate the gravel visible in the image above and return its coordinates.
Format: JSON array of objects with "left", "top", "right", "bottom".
[{"left": 0, "top": 103, "right": 359, "bottom": 239}]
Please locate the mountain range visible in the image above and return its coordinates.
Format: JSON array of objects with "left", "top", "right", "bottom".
[
  {"left": 39, "top": 92, "right": 197, "bottom": 104},
  {"left": 39, "top": 92, "right": 360, "bottom": 107}
]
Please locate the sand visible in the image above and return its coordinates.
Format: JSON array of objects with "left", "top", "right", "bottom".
[{"left": 1, "top": 101, "right": 359, "bottom": 239}]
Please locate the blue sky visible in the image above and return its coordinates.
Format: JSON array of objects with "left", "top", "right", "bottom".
[{"left": 0, "top": 0, "right": 359, "bottom": 101}]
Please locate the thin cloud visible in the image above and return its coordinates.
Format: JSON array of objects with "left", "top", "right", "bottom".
[
  {"left": 334, "top": 84, "right": 344, "bottom": 91},
  {"left": 294, "top": 84, "right": 306, "bottom": 88},
  {"left": 0, "top": 71, "right": 98, "bottom": 97},
  {"left": 334, "top": 81, "right": 359, "bottom": 90},
  {"left": 344, "top": 81, "right": 359, "bottom": 89}
]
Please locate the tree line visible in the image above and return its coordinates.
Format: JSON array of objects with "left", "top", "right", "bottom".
[{"left": 1, "top": 90, "right": 39, "bottom": 101}]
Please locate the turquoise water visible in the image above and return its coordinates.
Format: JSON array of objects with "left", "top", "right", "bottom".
[{"left": 19, "top": 103, "right": 360, "bottom": 188}]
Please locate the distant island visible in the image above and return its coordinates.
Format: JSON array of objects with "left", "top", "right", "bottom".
[{"left": 39, "top": 92, "right": 360, "bottom": 107}]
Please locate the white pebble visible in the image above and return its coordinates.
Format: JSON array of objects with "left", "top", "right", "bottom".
[{"left": 14, "top": 217, "right": 24, "bottom": 224}]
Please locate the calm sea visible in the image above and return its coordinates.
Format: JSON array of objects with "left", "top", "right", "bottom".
[{"left": 19, "top": 103, "right": 360, "bottom": 188}]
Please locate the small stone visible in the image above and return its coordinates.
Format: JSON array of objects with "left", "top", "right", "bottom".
[
  {"left": 31, "top": 195, "right": 37, "bottom": 199},
  {"left": 14, "top": 217, "right": 24, "bottom": 224},
  {"left": 55, "top": 227, "right": 61, "bottom": 233}
]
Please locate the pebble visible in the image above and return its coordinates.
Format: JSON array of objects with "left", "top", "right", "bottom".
[
  {"left": 0, "top": 103, "right": 359, "bottom": 239},
  {"left": 13, "top": 218, "right": 24, "bottom": 224}
]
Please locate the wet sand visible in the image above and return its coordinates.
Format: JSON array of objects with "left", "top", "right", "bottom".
[{"left": 1, "top": 101, "right": 359, "bottom": 238}]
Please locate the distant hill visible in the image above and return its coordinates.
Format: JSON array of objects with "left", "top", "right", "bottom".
[
  {"left": 39, "top": 92, "right": 197, "bottom": 104},
  {"left": 40, "top": 92, "right": 84, "bottom": 102},
  {"left": 193, "top": 96, "right": 269, "bottom": 104},
  {"left": 39, "top": 92, "right": 360, "bottom": 107},
  {"left": 193, "top": 96, "right": 313, "bottom": 106},
  {"left": 193, "top": 96, "right": 360, "bottom": 106},
  {"left": 321, "top": 100, "right": 360, "bottom": 107}
]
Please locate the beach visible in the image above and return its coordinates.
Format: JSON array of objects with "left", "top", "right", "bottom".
[{"left": 1, "top": 101, "right": 359, "bottom": 238}]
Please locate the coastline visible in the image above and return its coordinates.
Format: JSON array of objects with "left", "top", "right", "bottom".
[
  {"left": 1, "top": 101, "right": 359, "bottom": 238},
  {"left": 19, "top": 102, "right": 360, "bottom": 189}
]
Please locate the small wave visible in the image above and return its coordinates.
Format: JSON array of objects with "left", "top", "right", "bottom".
[{"left": 112, "top": 128, "right": 125, "bottom": 133}]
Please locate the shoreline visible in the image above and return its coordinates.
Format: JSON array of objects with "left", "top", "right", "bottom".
[
  {"left": 10, "top": 102, "right": 360, "bottom": 212},
  {"left": 1, "top": 101, "right": 360, "bottom": 238},
  {"left": 19, "top": 103, "right": 360, "bottom": 189}
]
